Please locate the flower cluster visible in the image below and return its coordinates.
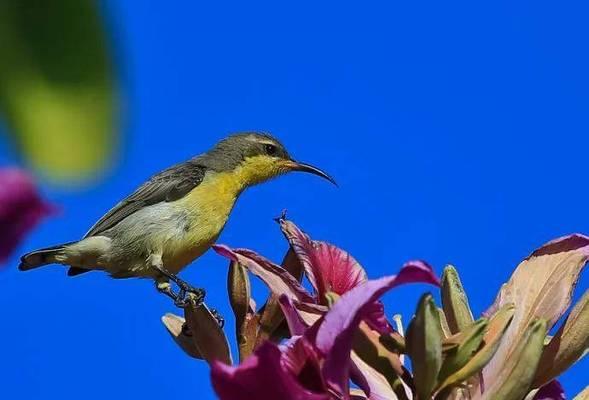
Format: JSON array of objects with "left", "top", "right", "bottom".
[{"left": 163, "top": 217, "right": 589, "bottom": 400}]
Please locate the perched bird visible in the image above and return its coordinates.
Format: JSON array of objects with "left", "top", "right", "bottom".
[{"left": 19, "top": 132, "right": 335, "bottom": 306}]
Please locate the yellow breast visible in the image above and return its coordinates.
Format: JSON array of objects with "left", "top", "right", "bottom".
[{"left": 162, "top": 171, "right": 242, "bottom": 271}]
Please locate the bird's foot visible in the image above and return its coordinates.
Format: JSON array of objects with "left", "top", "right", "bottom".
[
  {"left": 155, "top": 280, "right": 206, "bottom": 309},
  {"left": 175, "top": 288, "right": 206, "bottom": 308}
]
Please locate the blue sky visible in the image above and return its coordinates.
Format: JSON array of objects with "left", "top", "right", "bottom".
[{"left": 1, "top": 0, "right": 588, "bottom": 398}]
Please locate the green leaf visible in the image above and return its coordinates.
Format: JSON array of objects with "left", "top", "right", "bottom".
[
  {"left": 441, "top": 265, "right": 474, "bottom": 334},
  {"left": 438, "top": 307, "right": 452, "bottom": 339},
  {"left": 0, "top": 0, "right": 116, "bottom": 182},
  {"left": 406, "top": 293, "right": 443, "bottom": 400},
  {"left": 437, "top": 318, "right": 488, "bottom": 384},
  {"left": 435, "top": 303, "right": 515, "bottom": 393}
]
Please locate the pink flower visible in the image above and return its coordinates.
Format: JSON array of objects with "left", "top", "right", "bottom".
[
  {"left": 211, "top": 216, "right": 439, "bottom": 399},
  {"left": 214, "top": 216, "right": 439, "bottom": 333},
  {"left": 212, "top": 270, "right": 439, "bottom": 400},
  {"left": 0, "top": 168, "right": 54, "bottom": 264}
]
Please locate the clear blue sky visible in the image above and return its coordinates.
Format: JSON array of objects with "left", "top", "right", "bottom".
[{"left": 1, "top": 0, "right": 588, "bottom": 398}]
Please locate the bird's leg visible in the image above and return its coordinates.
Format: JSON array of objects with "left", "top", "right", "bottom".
[
  {"left": 149, "top": 254, "right": 205, "bottom": 307},
  {"left": 155, "top": 280, "right": 179, "bottom": 303}
]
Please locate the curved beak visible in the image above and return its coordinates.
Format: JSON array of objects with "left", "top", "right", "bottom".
[{"left": 284, "top": 160, "right": 337, "bottom": 186}]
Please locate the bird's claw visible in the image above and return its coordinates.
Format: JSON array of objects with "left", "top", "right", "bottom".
[
  {"left": 173, "top": 287, "right": 206, "bottom": 308},
  {"left": 155, "top": 270, "right": 206, "bottom": 309}
]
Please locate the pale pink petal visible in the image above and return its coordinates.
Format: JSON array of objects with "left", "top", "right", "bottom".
[
  {"left": 482, "top": 234, "right": 589, "bottom": 392},
  {"left": 213, "top": 245, "right": 314, "bottom": 303},
  {"left": 350, "top": 352, "right": 409, "bottom": 400}
]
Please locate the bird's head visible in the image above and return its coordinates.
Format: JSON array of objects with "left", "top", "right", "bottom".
[{"left": 201, "top": 132, "right": 336, "bottom": 188}]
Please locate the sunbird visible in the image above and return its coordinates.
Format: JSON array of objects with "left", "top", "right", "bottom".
[{"left": 19, "top": 132, "right": 335, "bottom": 307}]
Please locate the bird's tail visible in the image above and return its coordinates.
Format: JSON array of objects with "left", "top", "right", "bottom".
[{"left": 19, "top": 242, "right": 76, "bottom": 271}]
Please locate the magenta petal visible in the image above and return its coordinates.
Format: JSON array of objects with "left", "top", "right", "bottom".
[
  {"left": 278, "top": 218, "right": 367, "bottom": 300},
  {"left": 0, "top": 168, "right": 55, "bottom": 263},
  {"left": 532, "top": 380, "right": 566, "bottom": 400},
  {"left": 279, "top": 295, "right": 309, "bottom": 336},
  {"left": 400, "top": 260, "right": 441, "bottom": 287},
  {"left": 213, "top": 245, "right": 314, "bottom": 303},
  {"left": 363, "top": 301, "right": 393, "bottom": 333},
  {"left": 211, "top": 342, "right": 329, "bottom": 400},
  {"left": 315, "top": 262, "right": 439, "bottom": 396},
  {"left": 280, "top": 336, "right": 309, "bottom": 375},
  {"left": 280, "top": 336, "right": 326, "bottom": 394}
]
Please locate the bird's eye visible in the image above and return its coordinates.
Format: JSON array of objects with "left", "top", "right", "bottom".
[{"left": 264, "top": 144, "right": 278, "bottom": 156}]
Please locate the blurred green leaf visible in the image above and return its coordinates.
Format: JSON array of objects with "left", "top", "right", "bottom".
[{"left": 0, "top": 0, "right": 117, "bottom": 182}]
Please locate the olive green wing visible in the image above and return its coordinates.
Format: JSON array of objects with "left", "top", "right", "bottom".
[{"left": 84, "top": 162, "right": 206, "bottom": 238}]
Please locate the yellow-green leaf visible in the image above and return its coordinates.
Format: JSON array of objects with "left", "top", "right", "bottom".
[
  {"left": 435, "top": 303, "right": 515, "bottom": 393},
  {"left": 441, "top": 265, "right": 474, "bottom": 335},
  {"left": 406, "top": 293, "right": 443, "bottom": 400},
  {"left": 0, "top": 0, "right": 117, "bottom": 182},
  {"left": 438, "top": 318, "right": 488, "bottom": 384}
]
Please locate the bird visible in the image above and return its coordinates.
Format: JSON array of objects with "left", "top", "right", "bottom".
[{"left": 19, "top": 132, "right": 335, "bottom": 307}]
